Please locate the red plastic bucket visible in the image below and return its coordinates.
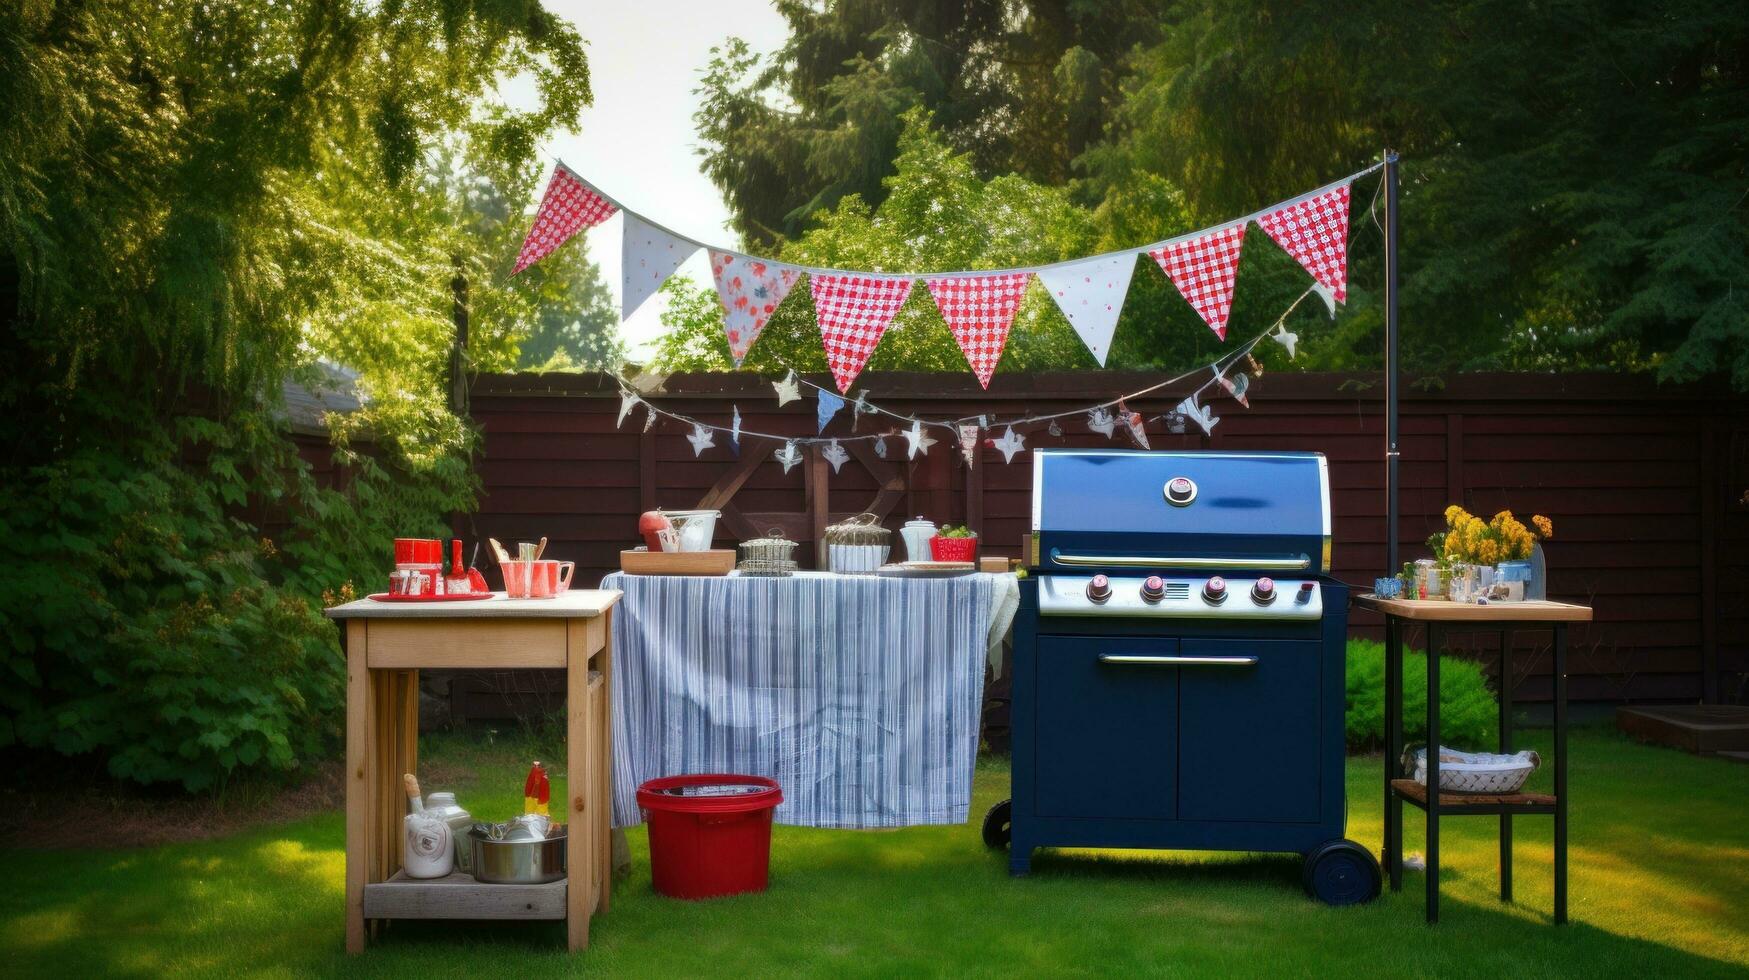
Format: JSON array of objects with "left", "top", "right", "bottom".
[{"left": 637, "top": 774, "right": 783, "bottom": 900}]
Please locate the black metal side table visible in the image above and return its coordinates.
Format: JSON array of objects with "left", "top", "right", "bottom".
[{"left": 1355, "top": 596, "right": 1592, "bottom": 924}]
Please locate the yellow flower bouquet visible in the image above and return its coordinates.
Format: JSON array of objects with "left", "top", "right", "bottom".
[
  {"left": 1427, "top": 506, "right": 1554, "bottom": 601},
  {"left": 1433, "top": 506, "right": 1551, "bottom": 566}
]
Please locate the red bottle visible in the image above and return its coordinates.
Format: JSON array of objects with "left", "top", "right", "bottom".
[{"left": 523, "top": 761, "right": 550, "bottom": 816}]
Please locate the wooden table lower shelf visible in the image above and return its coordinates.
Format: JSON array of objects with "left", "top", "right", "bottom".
[
  {"left": 1390, "top": 778, "right": 1557, "bottom": 815},
  {"left": 363, "top": 870, "right": 567, "bottom": 921}
]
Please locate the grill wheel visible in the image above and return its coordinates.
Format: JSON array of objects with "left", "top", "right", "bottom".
[
  {"left": 982, "top": 799, "right": 1012, "bottom": 849},
  {"left": 1301, "top": 838, "right": 1382, "bottom": 905}
]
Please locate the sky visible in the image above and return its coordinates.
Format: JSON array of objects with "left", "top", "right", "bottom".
[{"left": 502, "top": 1, "right": 791, "bottom": 358}]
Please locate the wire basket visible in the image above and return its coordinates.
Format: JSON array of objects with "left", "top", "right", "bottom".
[
  {"left": 824, "top": 513, "right": 891, "bottom": 575},
  {"left": 738, "top": 528, "right": 798, "bottom": 577},
  {"left": 1402, "top": 745, "right": 1540, "bottom": 794}
]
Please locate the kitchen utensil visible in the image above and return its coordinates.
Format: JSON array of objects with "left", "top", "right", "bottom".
[
  {"left": 661, "top": 510, "right": 720, "bottom": 552},
  {"left": 876, "top": 561, "right": 976, "bottom": 578},
  {"left": 444, "top": 539, "right": 472, "bottom": 595},
  {"left": 900, "top": 518, "right": 937, "bottom": 562},
  {"left": 737, "top": 529, "right": 798, "bottom": 576},
  {"left": 367, "top": 591, "right": 494, "bottom": 602},
  {"left": 930, "top": 533, "right": 979, "bottom": 563},
  {"left": 825, "top": 513, "right": 891, "bottom": 574},
  {"left": 488, "top": 538, "right": 511, "bottom": 566},
  {"left": 535, "top": 536, "right": 548, "bottom": 560},
  {"left": 619, "top": 548, "right": 737, "bottom": 576},
  {"left": 422, "top": 791, "right": 473, "bottom": 872},
  {"left": 394, "top": 538, "right": 443, "bottom": 565},
  {"left": 402, "top": 774, "right": 454, "bottom": 879},
  {"left": 468, "top": 825, "right": 567, "bottom": 884},
  {"left": 501, "top": 560, "right": 568, "bottom": 598}
]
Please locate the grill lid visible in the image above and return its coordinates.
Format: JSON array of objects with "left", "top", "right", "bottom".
[{"left": 1030, "top": 450, "right": 1331, "bottom": 573}]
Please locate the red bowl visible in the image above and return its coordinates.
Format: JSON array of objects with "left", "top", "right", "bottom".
[{"left": 929, "top": 535, "right": 979, "bottom": 563}]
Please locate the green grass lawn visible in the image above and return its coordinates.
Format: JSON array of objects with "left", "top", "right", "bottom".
[{"left": 2, "top": 728, "right": 1745, "bottom": 978}]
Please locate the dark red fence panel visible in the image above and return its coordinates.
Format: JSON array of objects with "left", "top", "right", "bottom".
[{"left": 465, "top": 370, "right": 1748, "bottom": 706}]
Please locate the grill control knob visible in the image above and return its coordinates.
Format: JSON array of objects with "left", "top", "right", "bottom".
[
  {"left": 1251, "top": 577, "right": 1277, "bottom": 604},
  {"left": 1140, "top": 576, "right": 1166, "bottom": 603},
  {"left": 1087, "top": 575, "right": 1112, "bottom": 604},
  {"left": 1202, "top": 576, "right": 1228, "bottom": 604}
]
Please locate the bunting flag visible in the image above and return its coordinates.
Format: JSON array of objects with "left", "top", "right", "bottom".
[
  {"left": 711, "top": 252, "right": 802, "bottom": 365},
  {"left": 622, "top": 214, "right": 698, "bottom": 320},
  {"left": 811, "top": 274, "right": 914, "bottom": 392},
  {"left": 1038, "top": 254, "right": 1136, "bottom": 366},
  {"left": 513, "top": 166, "right": 617, "bottom": 274},
  {"left": 988, "top": 426, "right": 1025, "bottom": 463},
  {"left": 815, "top": 390, "right": 845, "bottom": 433},
  {"left": 518, "top": 159, "right": 1379, "bottom": 386},
  {"left": 925, "top": 273, "right": 1030, "bottom": 388},
  {"left": 957, "top": 423, "right": 980, "bottom": 465},
  {"left": 1255, "top": 183, "right": 1352, "bottom": 303},
  {"left": 1148, "top": 222, "right": 1246, "bottom": 340}
]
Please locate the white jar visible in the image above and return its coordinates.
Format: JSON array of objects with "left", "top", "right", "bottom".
[
  {"left": 423, "top": 792, "right": 473, "bottom": 873},
  {"left": 403, "top": 810, "right": 454, "bottom": 878},
  {"left": 900, "top": 518, "right": 937, "bottom": 562}
]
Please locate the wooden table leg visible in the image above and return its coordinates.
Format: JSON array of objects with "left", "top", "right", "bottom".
[
  {"left": 345, "top": 622, "right": 371, "bottom": 954},
  {"left": 597, "top": 608, "right": 614, "bottom": 915},
  {"left": 1554, "top": 623, "right": 1568, "bottom": 925},
  {"left": 1426, "top": 623, "right": 1441, "bottom": 925},
  {"left": 566, "top": 617, "right": 598, "bottom": 951},
  {"left": 1499, "top": 629, "right": 1513, "bottom": 904}
]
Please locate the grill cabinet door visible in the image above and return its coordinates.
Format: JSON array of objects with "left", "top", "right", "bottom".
[
  {"left": 1176, "top": 638, "right": 1321, "bottom": 824},
  {"left": 1035, "top": 636, "right": 1178, "bottom": 819}
]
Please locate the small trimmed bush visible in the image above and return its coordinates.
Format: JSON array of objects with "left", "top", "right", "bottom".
[{"left": 1346, "top": 639, "right": 1497, "bottom": 752}]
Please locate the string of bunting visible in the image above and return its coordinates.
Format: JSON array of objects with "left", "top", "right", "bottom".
[
  {"left": 512, "top": 157, "right": 1383, "bottom": 391},
  {"left": 609, "top": 285, "right": 1318, "bottom": 471}
]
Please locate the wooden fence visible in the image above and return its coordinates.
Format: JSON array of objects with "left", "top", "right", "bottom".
[{"left": 462, "top": 370, "right": 1749, "bottom": 706}]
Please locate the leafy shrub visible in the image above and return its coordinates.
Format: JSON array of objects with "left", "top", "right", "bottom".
[
  {"left": 0, "top": 413, "right": 471, "bottom": 791},
  {"left": 1346, "top": 639, "right": 1497, "bottom": 752}
]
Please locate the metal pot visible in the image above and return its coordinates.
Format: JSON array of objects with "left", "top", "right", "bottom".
[{"left": 469, "top": 826, "right": 568, "bottom": 884}]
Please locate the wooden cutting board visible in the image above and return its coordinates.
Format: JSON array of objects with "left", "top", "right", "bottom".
[{"left": 620, "top": 549, "right": 736, "bottom": 576}]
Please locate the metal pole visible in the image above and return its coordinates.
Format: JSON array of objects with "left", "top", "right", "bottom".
[{"left": 1383, "top": 151, "right": 1401, "bottom": 576}]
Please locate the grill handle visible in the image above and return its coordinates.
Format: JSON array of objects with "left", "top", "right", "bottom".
[
  {"left": 1098, "top": 654, "right": 1259, "bottom": 667},
  {"left": 1050, "top": 551, "right": 1310, "bottom": 571}
]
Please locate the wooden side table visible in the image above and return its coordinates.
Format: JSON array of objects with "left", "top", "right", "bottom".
[
  {"left": 325, "top": 590, "right": 621, "bottom": 953},
  {"left": 1354, "top": 596, "right": 1592, "bottom": 924}
]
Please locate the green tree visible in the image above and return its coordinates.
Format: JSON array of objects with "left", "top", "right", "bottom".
[
  {"left": 695, "top": 2, "right": 1156, "bottom": 245},
  {"left": 0, "top": 0, "right": 596, "bottom": 789}
]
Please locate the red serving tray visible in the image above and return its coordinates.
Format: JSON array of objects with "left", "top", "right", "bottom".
[{"left": 366, "top": 591, "right": 496, "bottom": 603}]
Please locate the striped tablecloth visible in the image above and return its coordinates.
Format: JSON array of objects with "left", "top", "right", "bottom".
[{"left": 602, "top": 571, "right": 1003, "bottom": 829}]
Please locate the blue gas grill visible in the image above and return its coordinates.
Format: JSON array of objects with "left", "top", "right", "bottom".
[{"left": 984, "top": 449, "right": 1381, "bottom": 905}]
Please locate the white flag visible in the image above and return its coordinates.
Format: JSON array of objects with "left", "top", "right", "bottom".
[
  {"left": 1038, "top": 254, "right": 1137, "bottom": 366},
  {"left": 621, "top": 213, "right": 698, "bottom": 321}
]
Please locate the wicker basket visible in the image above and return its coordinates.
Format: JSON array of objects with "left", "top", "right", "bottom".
[
  {"left": 737, "top": 529, "right": 798, "bottom": 577},
  {"left": 1403, "top": 745, "right": 1540, "bottom": 794},
  {"left": 824, "top": 513, "right": 891, "bottom": 575}
]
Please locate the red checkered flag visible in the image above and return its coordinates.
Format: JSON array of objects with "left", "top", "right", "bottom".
[
  {"left": 1148, "top": 222, "right": 1247, "bottom": 340},
  {"left": 512, "top": 165, "right": 619, "bottom": 274},
  {"left": 925, "top": 272, "right": 1030, "bottom": 388},
  {"left": 1255, "top": 183, "right": 1352, "bottom": 303},
  {"left": 810, "top": 273, "right": 914, "bottom": 392}
]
